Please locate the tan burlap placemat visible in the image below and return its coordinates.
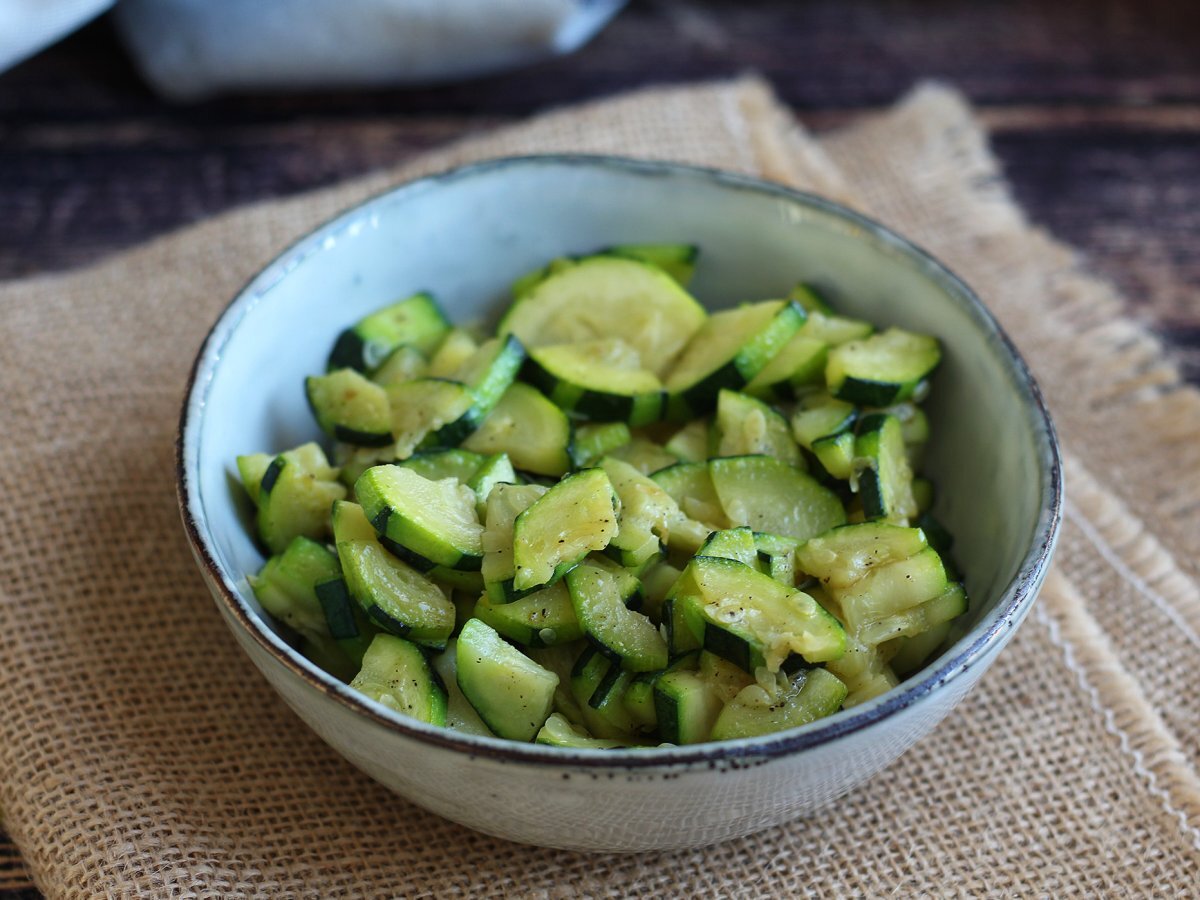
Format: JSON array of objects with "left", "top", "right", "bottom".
[{"left": 2, "top": 78, "right": 1199, "bottom": 897}]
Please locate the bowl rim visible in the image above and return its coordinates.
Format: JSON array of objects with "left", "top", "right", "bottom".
[{"left": 177, "top": 153, "right": 1062, "bottom": 768}]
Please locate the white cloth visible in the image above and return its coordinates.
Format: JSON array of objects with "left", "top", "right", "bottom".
[
  {"left": 0, "top": 0, "right": 114, "bottom": 71},
  {"left": 113, "top": 0, "right": 626, "bottom": 100}
]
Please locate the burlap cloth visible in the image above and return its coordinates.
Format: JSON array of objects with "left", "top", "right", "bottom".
[{"left": 2, "top": 77, "right": 1199, "bottom": 897}]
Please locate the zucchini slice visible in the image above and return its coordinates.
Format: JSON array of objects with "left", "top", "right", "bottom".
[
  {"left": 370, "top": 344, "right": 427, "bottom": 387},
  {"left": 473, "top": 582, "right": 583, "bottom": 648},
  {"left": 652, "top": 461, "right": 728, "bottom": 530},
  {"left": 481, "top": 482, "right": 548, "bottom": 603},
  {"left": 568, "top": 645, "right": 641, "bottom": 741},
  {"left": 610, "top": 438, "right": 677, "bottom": 475},
  {"left": 336, "top": 537, "right": 455, "bottom": 648},
  {"left": 396, "top": 448, "right": 486, "bottom": 483},
  {"left": 856, "top": 580, "right": 967, "bottom": 646},
  {"left": 603, "top": 242, "right": 699, "bottom": 286},
  {"left": 789, "top": 282, "right": 836, "bottom": 315},
  {"left": 427, "top": 328, "right": 480, "bottom": 378},
  {"left": 708, "top": 455, "right": 845, "bottom": 543},
  {"left": 754, "top": 531, "right": 798, "bottom": 586},
  {"left": 385, "top": 378, "right": 476, "bottom": 457},
  {"left": 255, "top": 443, "right": 346, "bottom": 554},
  {"left": 854, "top": 413, "right": 918, "bottom": 525},
  {"left": 466, "top": 453, "right": 518, "bottom": 515},
  {"left": 665, "top": 300, "right": 805, "bottom": 418},
  {"left": 511, "top": 468, "right": 619, "bottom": 592},
  {"left": 462, "top": 382, "right": 572, "bottom": 477},
  {"left": 305, "top": 368, "right": 392, "bottom": 447},
  {"left": 790, "top": 396, "right": 857, "bottom": 449},
  {"left": 654, "top": 670, "right": 724, "bottom": 745},
  {"left": 499, "top": 255, "right": 707, "bottom": 378},
  {"left": 525, "top": 338, "right": 666, "bottom": 426},
  {"left": 355, "top": 465, "right": 484, "bottom": 571},
  {"left": 697, "top": 526, "right": 760, "bottom": 569},
  {"left": 328, "top": 292, "right": 450, "bottom": 372},
  {"left": 835, "top": 546, "right": 948, "bottom": 632},
  {"left": 601, "top": 456, "right": 709, "bottom": 559},
  {"left": 430, "top": 639, "right": 496, "bottom": 736},
  {"left": 663, "top": 418, "right": 710, "bottom": 463},
  {"left": 449, "top": 334, "right": 526, "bottom": 431},
  {"left": 795, "top": 522, "right": 928, "bottom": 589},
  {"left": 889, "top": 619, "right": 954, "bottom": 677},
  {"left": 826, "top": 327, "right": 941, "bottom": 406},
  {"left": 711, "top": 389, "right": 802, "bottom": 466},
  {"left": 456, "top": 618, "right": 558, "bottom": 742},
  {"left": 236, "top": 452, "right": 273, "bottom": 506},
  {"left": 710, "top": 667, "right": 847, "bottom": 740},
  {"left": 743, "top": 334, "right": 827, "bottom": 401},
  {"left": 313, "top": 575, "right": 377, "bottom": 664},
  {"left": 797, "top": 310, "right": 873, "bottom": 346},
  {"left": 567, "top": 562, "right": 668, "bottom": 673},
  {"left": 250, "top": 536, "right": 341, "bottom": 642},
  {"left": 536, "top": 713, "right": 626, "bottom": 749},
  {"left": 350, "top": 634, "right": 448, "bottom": 725},
  {"left": 570, "top": 422, "right": 632, "bottom": 468}
]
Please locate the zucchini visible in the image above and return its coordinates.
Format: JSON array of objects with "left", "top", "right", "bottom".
[
  {"left": 456, "top": 618, "right": 558, "bottom": 741},
  {"left": 350, "top": 634, "right": 447, "bottom": 725},
  {"left": 355, "top": 465, "right": 483, "bottom": 571},
  {"left": 305, "top": 368, "right": 392, "bottom": 447},
  {"left": 481, "top": 482, "right": 549, "bottom": 603},
  {"left": 430, "top": 640, "right": 495, "bottom": 736},
  {"left": 788, "top": 282, "right": 835, "bottom": 315},
  {"left": 663, "top": 418, "right": 710, "bottom": 463},
  {"left": 826, "top": 327, "right": 941, "bottom": 406},
  {"left": 836, "top": 546, "right": 949, "bottom": 632},
  {"left": 797, "top": 310, "right": 873, "bottom": 346},
  {"left": 536, "top": 713, "right": 626, "bottom": 749},
  {"left": 754, "top": 531, "right": 798, "bottom": 586},
  {"left": 236, "top": 452, "right": 273, "bottom": 506},
  {"left": 448, "top": 334, "right": 526, "bottom": 430},
  {"left": 511, "top": 468, "right": 619, "bottom": 592},
  {"left": 395, "top": 448, "right": 486, "bottom": 483},
  {"left": 710, "top": 667, "right": 846, "bottom": 740},
  {"left": 472, "top": 582, "right": 583, "bottom": 647},
  {"left": 652, "top": 461, "right": 728, "bottom": 530},
  {"left": 795, "top": 522, "right": 929, "bottom": 589},
  {"left": 569, "top": 646, "right": 641, "bottom": 741},
  {"left": 567, "top": 562, "right": 668, "bottom": 672},
  {"left": 854, "top": 413, "right": 918, "bottom": 525},
  {"left": 462, "top": 382, "right": 572, "bottom": 477},
  {"left": 500, "top": 255, "right": 707, "bottom": 378},
  {"left": 743, "top": 334, "right": 827, "bottom": 401},
  {"left": 525, "top": 338, "right": 665, "bottom": 426},
  {"left": 385, "top": 378, "right": 476, "bottom": 456},
  {"left": 370, "top": 344, "right": 427, "bottom": 387},
  {"left": 313, "top": 576, "right": 377, "bottom": 664},
  {"left": 467, "top": 453, "right": 518, "bottom": 515},
  {"left": 570, "top": 422, "right": 632, "bottom": 468},
  {"left": 653, "top": 670, "right": 724, "bottom": 745},
  {"left": 255, "top": 443, "right": 346, "bottom": 554},
  {"left": 250, "top": 536, "right": 341, "bottom": 642},
  {"left": 665, "top": 300, "right": 805, "bottom": 418},
  {"left": 856, "top": 580, "right": 967, "bottom": 646},
  {"left": 890, "top": 619, "right": 953, "bottom": 677},
  {"left": 328, "top": 292, "right": 449, "bottom": 372},
  {"left": 610, "top": 438, "right": 677, "bottom": 475},
  {"left": 790, "top": 396, "right": 857, "bottom": 449},
  {"left": 696, "top": 527, "right": 760, "bottom": 569},
  {"left": 709, "top": 455, "right": 845, "bottom": 543},
  {"left": 698, "top": 650, "right": 755, "bottom": 703},
  {"left": 603, "top": 242, "right": 698, "bottom": 286},
  {"left": 811, "top": 432, "right": 856, "bottom": 481},
  {"left": 711, "top": 389, "right": 802, "bottom": 466},
  {"left": 427, "top": 328, "right": 480, "bottom": 378}
]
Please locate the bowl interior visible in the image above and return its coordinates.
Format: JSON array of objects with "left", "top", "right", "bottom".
[{"left": 189, "top": 157, "right": 1054, "bottom": 743}]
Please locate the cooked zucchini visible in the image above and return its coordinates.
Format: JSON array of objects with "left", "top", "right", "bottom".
[
  {"left": 370, "top": 344, "right": 427, "bottom": 387},
  {"left": 709, "top": 455, "right": 845, "bottom": 543},
  {"left": 826, "top": 327, "right": 941, "bottom": 406},
  {"left": 305, "top": 368, "right": 393, "bottom": 447},
  {"left": 385, "top": 378, "right": 476, "bottom": 456},
  {"left": 567, "top": 562, "right": 667, "bottom": 672},
  {"left": 654, "top": 670, "right": 724, "bottom": 745},
  {"left": 481, "top": 482, "right": 549, "bottom": 603},
  {"left": 350, "top": 634, "right": 447, "bottom": 725},
  {"left": 473, "top": 582, "right": 582, "bottom": 647},
  {"left": 570, "top": 422, "right": 632, "bottom": 469},
  {"left": 711, "top": 389, "right": 802, "bottom": 466},
  {"left": 462, "top": 382, "right": 572, "bottom": 477},
  {"left": 524, "top": 338, "right": 665, "bottom": 426},
  {"left": 255, "top": 443, "right": 346, "bottom": 554},
  {"left": 456, "top": 618, "right": 558, "bottom": 742},
  {"left": 427, "top": 328, "right": 480, "bottom": 378},
  {"left": 710, "top": 667, "right": 847, "bottom": 740},
  {"left": 854, "top": 413, "right": 918, "bottom": 525},
  {"left": 603, "top": 242, "right": 698, "bottom": 286},
  {"left": 328, "top": 292, "right": 449, "bottom": 372},
  {"left": 743, "top": 334, "right": 827, "bottom": 401}
]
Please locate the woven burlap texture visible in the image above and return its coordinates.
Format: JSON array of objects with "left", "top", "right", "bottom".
[{"left": 2, "top": 78, "right": 1199, "bottom": 897}]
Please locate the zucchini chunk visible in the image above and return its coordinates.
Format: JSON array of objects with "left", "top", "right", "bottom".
[
  {"left": 654, "top": 670, "right": 724, "bottom": 745},
  {"left": 711, "top": 389, "right": 802, "bottom": 466},
  {"left": 250, "top": 536, "right": 341, "bottom": 642},
  {"left": 677, "top": 555, "right": 846, "bottom": 672},
  {"left": 854, "top": 413, "right": 918, "bottom": 525},
  {"left": 512, "top": 468, "right": 619, "bottom": 592},
  {"left": 385, "top": 377, "right": 476, "bottom": 457},
  {"left": 710, "top": 667, "right": 847, "bottom": 740},
  {"left": 481, "top": 483, "right": 549, "bottom": 603},
  {"left": 889, "top": 619, "right": 954, "bottom": 677},
  {"left": 350, "top": 634, "right": 448, "bottom": 726},
  {"left": 798, "top": 310, "right": 874, "bottom": 346},
  {"left": 396, "top": 448, "right": 487, "bottom": 483},
  {"left": 255, "top": 443, "right": 346, "bottom": 554},
  {"left": 663, "top": 418, "right": 710, "bottom": 463},
  {"left": 568, "top": 645, "right": 641, "bottom": 740},
  {"left": 795, "top": 522, "right": 929, "bottom": 589},
  {"left": 570, "top": 422, "right": 632, "bottom": 468},
  {"left": 328, "top": 292, "right": 450, "bottom": 372},
  {"left": 430, "top": 639, "right": 496, "bottom": 736},
  {"left": 603, "top": 242, "right": 699, "bottom": 286},
  {"left": 473, "top": 582, "right": 583, "bottom": 648},
  {"left": 743, "top": 334, "right": 827, "bottom": 401},
  {"left": 600, "top": 456, "right": 708, "bottom": 558},
  {"left": 536, "top": 713, "right": 626, "bottom": 749},
  {"left": 355, "top": 465, "right": 484, "bottom": 571},
  {"left": 456, "top": 618, "right": 558, "bottom": 741},
  {"left": 370, "top": 344, "right": 427, "bottom": 387},
  {"left": 790, "top": 396, "right": 858, "bottom": 449},
  {"left": 499, "top": 255, "right": 707, "bottom": 378},
  {"left": 826, "top": 327, "right": 941, "bottom": 406},
  {"left": 525, "top": 338, "right": 666, "bottom": 426},
  {"left": 665, "top": 300, "right": 805, "bottom": 418},
  {"left": 466, "top": 453, "right": 518, "bottom": 515},
  {"left": 236, "top": 452, "right": 273, "bottom": 506},
  {"left": 427, "top": 328, "right": 480, "bottom": 378},
  {"left": 313, "top": 576, "right": 377, "bottom": 664},
  {"left": 652, "top": 461, "right": 728, "bottom": 530},
  {"left": 697, "top": 527, "right": 760, "bottom": 569},
  {"left": 462, "top": 382, "right": 572, "bottom": 477},
  {"left": 835, "top": 546, "right": 949, "bottom": 632},
  {"left": 708, "top": 455, "right": 845, "bottom": 543},
  {"left": 610, "top": 438, "right": 677, "bottom": 475},
  {"left": 856, "top": 580, "right": 967, "bottom": 645},
  {"left": 788, "top": 282, "right": 836, "bottom": 315},
  {"left": 305, "top": 368, "right": 392, "bottom": 447},
  {"left": 448, "top": 334, "right": 526, "bottom": 435},
  {"left": 567, "top": 563, "right": 668, "bottom": 672}
]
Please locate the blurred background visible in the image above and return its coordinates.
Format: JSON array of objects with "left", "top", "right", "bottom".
[{"left": 1, "top": 0, "right": 1198, "bottom": 385}]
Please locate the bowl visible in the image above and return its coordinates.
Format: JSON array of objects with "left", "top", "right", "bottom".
[{"left": 177, "top": 155, "right": 1062, "bottom": 852}]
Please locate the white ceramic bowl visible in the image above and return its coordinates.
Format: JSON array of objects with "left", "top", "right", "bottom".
[{"left": 177, "top": 156, "right": 1062, "bottom": 852}]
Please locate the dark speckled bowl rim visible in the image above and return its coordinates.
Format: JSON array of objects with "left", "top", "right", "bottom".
[{"left": 177, "top": 154, "right": 1062, "bottom": 769}]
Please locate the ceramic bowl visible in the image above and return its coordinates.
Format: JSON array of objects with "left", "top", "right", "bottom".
[{"left": 177, "top": 156, "right": 1062, "bottom": 852}]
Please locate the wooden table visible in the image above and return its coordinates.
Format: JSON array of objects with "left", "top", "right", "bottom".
[{"left": 2, "top": 1, "right": 1197, "bottom": 893}]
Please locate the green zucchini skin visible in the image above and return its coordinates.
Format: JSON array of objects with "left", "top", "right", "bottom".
[{"left": 328, "top": 292, "right": 450, "bottom": 373}]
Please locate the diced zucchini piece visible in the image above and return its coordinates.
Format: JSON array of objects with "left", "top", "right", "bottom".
[
  {"left": 825, "top": 628, "right": 899, "bottom": 707},
  {"left": 603, "top": 242, "right": 698, "bottom": 286},
  {"left": 711, "top": 390, "right": 802, "bottom": 466},
  {"left": 890, "top": 619, "right": 953, "bottom": 677},
  {"left": 467, "top": 453, "right": 517, "bottom": 515},
  {"left": 395, "top": 448, "right": 486, "bottom": 483},
  {"left": 697, "top": 527, "right": 760, "bottom": 568},
  {"left": 567, "top": 563, "right": 668, "bottom": 672},
  {"left": 473, "top": 582, "right": 583, "bottom": 647},
  {"left": 662, "top": 596, "right": 702, "bottom": 658},
  {"left": 710, "top": 667, "right": 846, "bottom": 740},
  {"left": 743, "top": 335, "right": 827, "bottom": 401},
  {"left": 427, "top": 328, "right": 480, "bottom": 377},
  {"left": 355, "top": 466, "right": 483, "bottom": 571},
  {"left": 856, "top": 581, "right": 967, "bottom": 646},
  {"left": 811, "top": 432, "right": 856, "bottom": 481},
  {"left": 569, "top": 645, "right": 641, "bottom": 740},
  {"left": 610, "top": 438, "right": 677, "bottom": 475},
  {"left": 652, "top": 462, "right": 728, "bottom": 530},
  {"left": 481, "top": 483, "right": 548, "bottom": 603},
  {"left": 796, "top": 523, "right": 929, "bottom": 589},
  {"left": 328, "top": 292, "right": 450, "bottom": 372},
  {"left": 250, "top": 536, "right": 341, "bottom": 641},
  {"left": 854, "top": 413, "right": 918, "bottom": 525},
  {"left": 798, "top": 310, "right": 873, "bottom": 346},
  {"left": 536, "top": 713, "right": 626, "bottom": 749},
  {"left": 456, "top": 619, "right": 558, "bottom": 741},
  {"left": 236, "top": 452, "right": 273, "bottom": 506},
  {"left": 349, "top": 634, "right": 447, "bottom": 725},
  {"left": 512, "top": 468, "right": 619, "bottom": 591},
  {"left": 836, "top": 546, "right": 948, "bottom": 631},
  {"left": 601, "top": 456, "right": 708, "bottom": 558},
  {"left": 623, "top": 674, "right": 660, "bottom": 732},
  {"left": 385, "top": 378, "right": 476, "bottom": 456},
  {"left": 678, "top": 556, "right": 846, "bottom": 672},
  {"left": 256, "top": 443, "right": 346, "bottom": 554},
  {"left": 430, "top": 640, "right": 495, "bottom": 736},
  {"left": 640, "top": 561, "right": 683, "bottom": 622},
  {"left": 450, "top": 334, "right": 526, "bottom": 429},
  {"left": 789, "top": 282, "right": 835, "bottom": 315},
  {"left": 709, "top": 455, "right": 845, "bottom": 543},
  {"left": 826, "top": 327, "right": 941, "bottom": 406},
  {"left": 500, "top": 256, "right": 707, "bottom": 378},
  {"left": 462, "top": 383, "right": 572, "bottom": 477},
  {"left": 306, "top": 368, "right": 392, "bottom": 447},
  {"left": 791, "top": 397, "right": 858, "bottom": 449},
  {"left": 337, "top": 537, "right": 455, "bottom": 647},
  {"left": 525, "top": 338, "right": 665, "bottom": 426},
  {"left": 663, "top": 418, "right": 710, "bottom": 463},
  {"left": 665, "top": 300, "right": 805, "bottom": 418},
  {"left": 570, "top": 422, "right": 632, "bottom": 468},
  {"left": 313, "top": 576, "right": 377, "bottom": 664},
  {"left": 370, "top": 344, "right": 427, "bottom": 387},
  {"left": 654, "top": 670, "right": 724, "bottom": 744},
  {"left": 330, "top": 498, "right": 377, "bottom": 544},
  {"left": 698, "top": 650, "right": 755, "bottom": 703},
  {"left": 754, "top": 531, "right": 798, "bottom": 586}
]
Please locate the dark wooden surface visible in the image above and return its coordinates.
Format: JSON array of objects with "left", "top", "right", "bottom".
[{"left": 2, "top": 0, "right": 1198, "bottom": 893}]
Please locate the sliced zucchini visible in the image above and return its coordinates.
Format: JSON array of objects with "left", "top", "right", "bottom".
[
  {"left": 652, "top": 462, "right": 728, "bottom": 530},
  {"left": 250, "top": 536, "right": 341, "bottom": 641},
  {"left": 610, "top": 438, "right": 677, "bottom": 475},
  {"left": 467, "top": 453, "right": 517, "bottom": 515},
  {"left": 824, "top": 627, "right": 898, "bottom": 707},
  {"left": 698, "top": 650, "right": 756, "bottom": 703},
  {"left": 697, "top": 527, "right": 760, "bottom": 568},
  {"left": 456, "top": 618, "right": 558, "bottom": 741},
  {"left": 623, "top": 674, "right": 660, "bottom": 732},
  {"left": 677, "top": 555, "right": 846, "bottom": 672},
  {"left": 512, "top": 469, "right": 619, "bottom": 592},
  {"left": 430, "top": 640, "right": 495, "bottom": 736},
  {"left": 826, "top": 327, "right": 941, "bottom": 406},
  {"left": 395, "top": 448, "right": 486, "bottom": 483},
  {"left": 306, "top": 368, "right": 392, "bottom": 447},
  {"left": 500, "top": 255, "right": 707, "bottom": 378},
  {"left": 665, "top": 300, "right": 805, "bottom": 418},
  {"left": 313, "top": 576, "right": 377, "bottom": 663},
  {"left": 337, "top": 539, "right": 455, "bottom": 647},
  {"left": 790, "top": 397, "right": 858, "bottom": 449},
  {"left": 385, "top": 377, "right": 476, "bottom": 456},
  {"left": 349, "top": 634, "right": 447, "bottom": 725},
  {"left": 567, "top": 562, "right": 668, "bottom": 672},
  {"left": 835, "top": 546, "right": 948, "bottom": 631},
  {"left": 570, "top": 422, "right": 632, "bottom": 469},
  {"left": 710, "top": 667, "right": 846, "bottom": 740},
  {"left": 510, "top": 256, "right": 577, "bottom": 302},
  {"left": 603, "top": 242, "right": 698, "bottom": 286},
  {"left": 370, "top": 344, "right": 427, "bottom": 387},
  {"left": 709, "top": 455, "right": 845, "bottom": 543},
  {"left": 854, "top": 413, "right": 918, "bottom": 525},
  {"left": 795, "top": 522, "right": 929, "bottom": 589},
  {"left": 525, "top": 338, "right": 665, "bottom": 426},
  {"left": 856, "top": 581, "right": 967, "bottom": 646},
  {"left": 711, "top": 389, "right": 802, "bottom": 466},
  {"left": 449, "top": 334, "right": 526, "bottom": 430},
  {"left": 601, "top": 456, "right": 709, "bottom": 558},
  {"left": 355, "top": 465, "right": 483, "bottom": 571},
  {"left": 536, "top": 712, "right": 626, "bottom": 749},
  {"left": 462, "top": 383, "right": 572, "bottom": 477},
  {"left": 663, "top": 418, "right": 710, "bottom": 463},
  {"left": 788, "top": 282, "right": 835, "bottom": 315},
  {"left": 743, "top": 334, "right": 827, "bottom": 401},
  {"left": 255, "top": 443, "right": 346, "bottom": 554},
  {"left": 473, "top": 582, "right": 583, "bottom": 647},
  {"left": 890, "top": 619, "right": 953, "bottom": 677},
  {"left": 427, "top": 328, "right": 480, "bottom": 378},
  {"left": 236, "top": 452, "right": 273, "bottom": 506},
  {"left": 798, "top": 310, "right": 873, "bottom": 346},
  {"left": 481, "top": 482, "right": 548, "bottom": 603},
  {"left": 330, "top": 498, "right": 378, "bottom": 544},
  {"left": 811, "top": 432, "right": 856, "bottom": 481},
  {"left": 754, "top": 531, "right": 798, "bottom": 586},
  {"left": 328, "top": 292, "right": 449, "bottom": 372},
  {"left": 653, "top": 670, "right": 724, "bottom": 745},
  {"left": 569, "top": 646, "right": 641, "bottom": 741}
]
